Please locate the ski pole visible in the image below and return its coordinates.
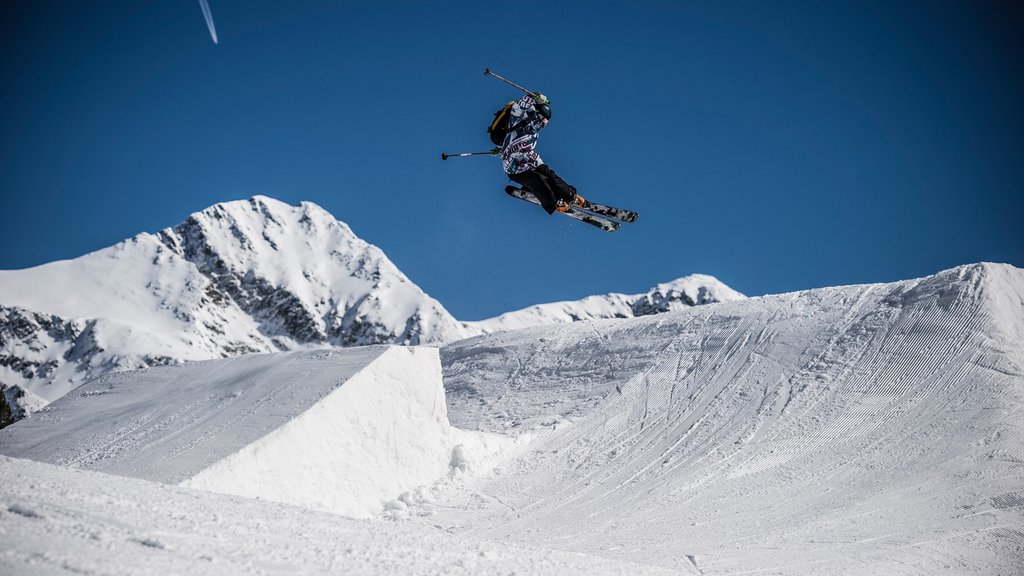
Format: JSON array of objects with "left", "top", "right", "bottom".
[
  {"left": 441, "top": 149, "right": 499, "bottom": 160},
  {"left": 484, "top": 69, "right": 534, "bottom": 95}
]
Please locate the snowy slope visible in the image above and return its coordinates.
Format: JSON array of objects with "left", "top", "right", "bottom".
[
  {"left": 0, "top": 196, "right": 471, "bottom": 419},
  {"left": 0, "top": 456, "right": 680, "bottom": 576},
  {"left": 0, "top": 345, "right": 520, "bottom": 519},
  {"left": 467, "top": 274, "right": 744, "bottom": 333},
  {"left": 436, "top": 263, "right": 1024, "bottom": 574},
  {"left": 1, "top": 262, "right": 1021, "bottom": 574}
]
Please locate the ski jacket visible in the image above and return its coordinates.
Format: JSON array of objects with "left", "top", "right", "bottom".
[{"left": 500, "top": 94, "right": 546, "bottom": 175}]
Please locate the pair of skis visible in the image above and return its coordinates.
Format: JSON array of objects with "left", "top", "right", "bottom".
[{"left": 504, "top": 186, "right": 638, "bottom": 232}]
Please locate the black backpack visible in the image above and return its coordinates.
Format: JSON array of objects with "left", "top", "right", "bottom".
[{"left": 487, "top": 101, "right": 525, "bottom": 146}]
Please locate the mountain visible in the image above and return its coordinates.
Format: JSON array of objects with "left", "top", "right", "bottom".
[
  {"left": 0, "top": 196, "right": 471, "bottom": 420},
  {"left": 467, "top": 274, "right": 745, "bottom": 333},
  {"left": 0, "top": 196, "right": 741, "bottom": 425},
  {"left": 2, "top": 262, "right": 1021, "bottom": 574}
]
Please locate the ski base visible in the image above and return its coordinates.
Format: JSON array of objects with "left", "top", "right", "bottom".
[
  {"left": 505, "top": 186, "right": 637, "bottom": 223},
  {"left": 575, "top": 198, "right": 638, "bottom": 223},
  {"left": 504, "top": 186, "right": 619, "bottom": 232}
]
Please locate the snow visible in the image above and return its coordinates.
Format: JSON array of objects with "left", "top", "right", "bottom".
[
  {"left": 436, "top": 263, "right": 1024, "bottom": 574},
  {"left": 0, "top": 234, "right": 206, "bottom": 332},
  {"left": 0, "top": 196, "right": 746, "bottom": 421},
  {"left": 3, "top": 254, "right": 1023, "bottom": 573},
  {"left": 0, "top": 196, "right": 473, "bottom": 413},
  {"left": 0, "top": 345, "right": 524, "bottom": 519},
  {"left": 182, "top": 347, "right": 458, "bottom": 518},
  {"left": 0, "top": 455, "right": 679, "bottom": 576},
  {"left": 467, "top": 273, "right": 745, "bottom": 334},
  {"left": 3, "top": 348, "right": 385, "bottom": 483}
]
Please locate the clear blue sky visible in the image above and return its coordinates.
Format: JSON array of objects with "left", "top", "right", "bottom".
[{"left": 2, "top": 1, "right": 1021, "bottom": 320}]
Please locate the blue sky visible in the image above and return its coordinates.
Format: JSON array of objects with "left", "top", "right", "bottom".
[{"left": 2, "top": 1, "right": 1021, "bottom": 320}]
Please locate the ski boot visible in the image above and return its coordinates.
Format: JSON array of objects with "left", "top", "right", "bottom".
[{"left": 555, "top": 193, "right": 585, "bottom": 212}]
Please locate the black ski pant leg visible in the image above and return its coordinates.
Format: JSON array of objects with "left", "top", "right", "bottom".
[
  {"left": 535, "top": 164, "right": 577, "bottom": 204},
  {"left": 508, "top": 165, "right": 577, "bottom": 215},
  {"left": 509, "top": 169, "right": 559, "bottom": 214}
]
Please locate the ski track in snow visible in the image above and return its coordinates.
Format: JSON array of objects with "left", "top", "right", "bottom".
[
  {"left": 0, "top": 455, "right": 679, "bottom": 576},
  {"left": 1, "top": 263, "right": 1022, "bottom": 575},
  {"left": 436, "top": 263, "right": 1024, "bottom": 575}
]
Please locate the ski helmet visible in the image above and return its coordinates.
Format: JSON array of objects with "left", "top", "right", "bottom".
[{"left": 536, "top": 102, "right": 552, "bottom": 121}]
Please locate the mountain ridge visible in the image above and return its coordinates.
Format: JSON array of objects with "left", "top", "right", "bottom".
[
  {"left": 466, "top": 273, "right": 745, "bottom": 334},
  {"left": 0, "top": 196, "right": 739, "bottom": 424}
]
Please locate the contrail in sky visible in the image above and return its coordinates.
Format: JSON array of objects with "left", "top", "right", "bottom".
[{"left": 198, "top": 0, "right": 218, "bottom": 44}]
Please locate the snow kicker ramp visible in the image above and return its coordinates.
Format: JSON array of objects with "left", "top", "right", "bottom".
[
  {"left": 0, "top": 346, "right": 463, "bottom": 518},
  {"left": 439, "top": 263, "right": 1024, "bottom": 575}
]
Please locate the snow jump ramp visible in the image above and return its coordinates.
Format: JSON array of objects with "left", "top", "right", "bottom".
[{"left": 0, "top": 345, "right": 476, "bottom": 518}]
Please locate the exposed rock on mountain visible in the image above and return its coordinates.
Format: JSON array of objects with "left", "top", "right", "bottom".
[{"left": 0, "top": 197, "right": 470, "bottom": 422}]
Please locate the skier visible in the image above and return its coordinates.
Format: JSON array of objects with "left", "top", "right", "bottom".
[
  {"left": 441, "top": 69, "right": 637, "bottom": 232},
  {"left": 499, "top": 92, "right": 583, "bottom": 215}
]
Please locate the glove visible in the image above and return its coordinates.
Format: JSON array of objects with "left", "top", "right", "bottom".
[{"left": 532, "top": 92, "right": 549, "bottom": 104}]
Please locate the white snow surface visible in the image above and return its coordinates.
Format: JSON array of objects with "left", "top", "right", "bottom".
[
  {"left": 1, "top": 262, "right": 1022, "bottom": 575},
  {"left": 436, "top": 262, "right": 1024, "bottom": 574},
  {"left": 0, "top": 455, "right": 677, "bottom": 576},
  {"left": 0, "top": 196, "right": 466, "bottom": 345},
  {"left": 467, "top": 273, "right": 745, "bottom": 334},
  {"left": 0, "top": 346, "right": 518, "bottom": 519},
  {"left": 0, "top": 196, "right": 472, "bottom": 410}
]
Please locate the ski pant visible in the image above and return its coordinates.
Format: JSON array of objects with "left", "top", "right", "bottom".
[{"left": 508, "top": 164, "right": 577, "bottom": 215}]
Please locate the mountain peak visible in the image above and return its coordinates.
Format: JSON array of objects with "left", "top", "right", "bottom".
[
  {"left": 466, "top": 273, "right": 746, "bottom": 334},
  {"left": 0, "top": 197, "right": 469, "bottom": 418}
]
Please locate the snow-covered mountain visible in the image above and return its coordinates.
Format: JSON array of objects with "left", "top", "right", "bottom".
[
  {"left": 0, "top": 196, "right": 739, "bottom": 425},
  {"left": 0, "top": 196, "right": 472, "bottom": 421},
  {"left": 2, "top": 262, "right": 1021, "bottom": 574},
  {"left": 467, "top": 274, "right": 744, "bottom": 333}
]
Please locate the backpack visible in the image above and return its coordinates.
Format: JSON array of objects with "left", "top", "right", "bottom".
[{"left": 487, "top": 101, "right": 519, "bottom": 146}]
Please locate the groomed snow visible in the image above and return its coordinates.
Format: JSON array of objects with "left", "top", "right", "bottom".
[
  {"left": 2, "top": 263, "right": 1022, "bottom": 575},
  {"left": 436, "top": 263, "right": 1024, "bottom": 574},
  {"left": 0, "top": 346, "right": 517, "bottom": 519},
  {"left": 0, "top": 455, "right": 681, "bottom": 576}
]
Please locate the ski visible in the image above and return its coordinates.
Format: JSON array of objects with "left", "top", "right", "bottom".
[
  {"left": 504, "top": 186, "right": 619, "bottom": 232},
  {"left": 504, "top": 186, "right": 638, "bottom": 223},
  {"left": 575, "top": 197, "right": 638, "bottom": 223}
]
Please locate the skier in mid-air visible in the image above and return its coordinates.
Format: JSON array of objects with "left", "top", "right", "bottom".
[
  {"left": 442, "top": 69, "right": 637, "bottom": 232},
  {"left": 498, "top": 92, "right": 582, "bottom": 215}
]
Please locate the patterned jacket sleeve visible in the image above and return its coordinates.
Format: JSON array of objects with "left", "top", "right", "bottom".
[
  {"left": 509, "top": 93, "right": 540, "bottom": 127},
  {"left": 500, "top": 94, "right": 545, "bottom": 175}
]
